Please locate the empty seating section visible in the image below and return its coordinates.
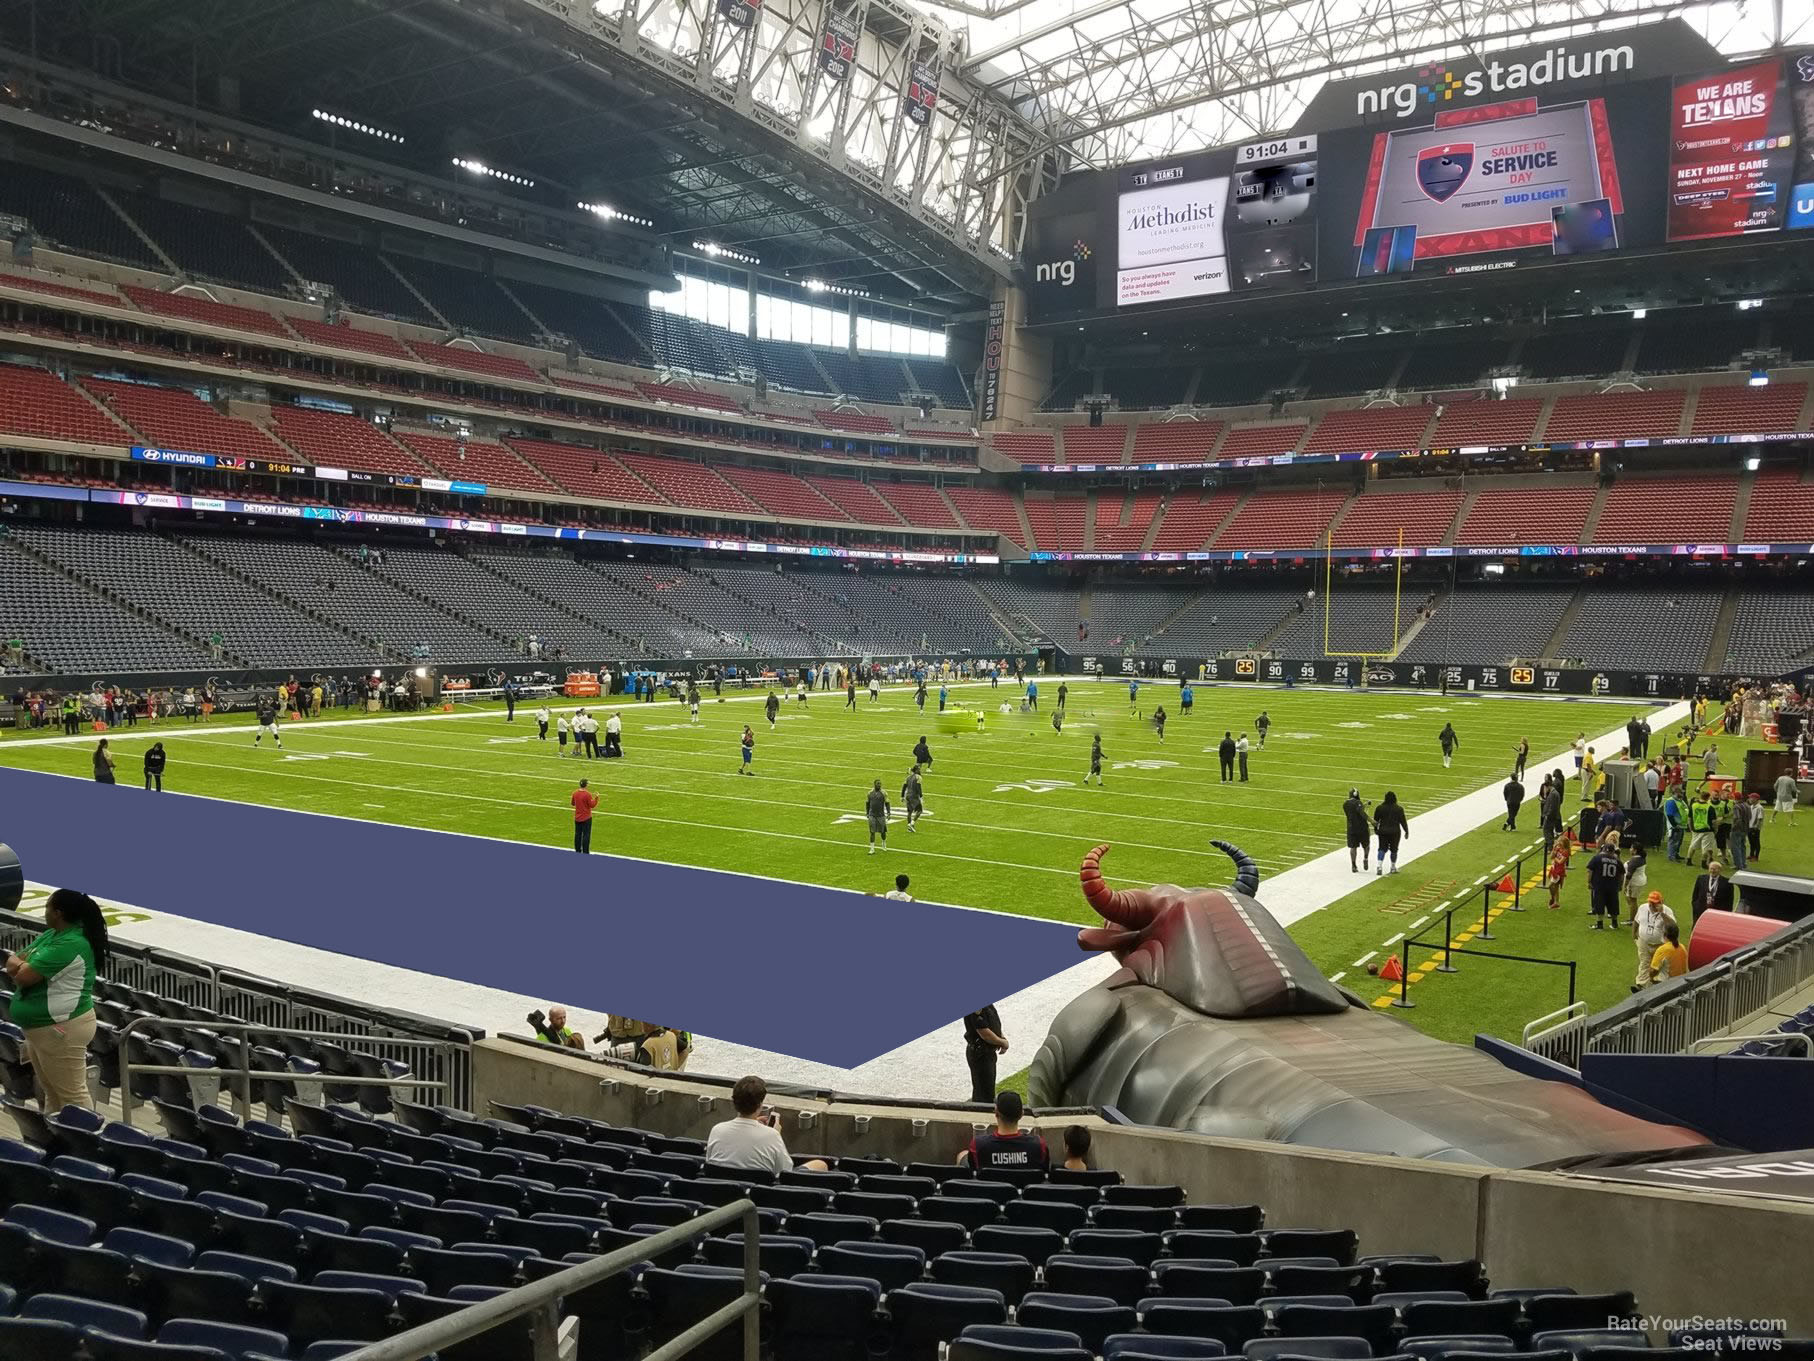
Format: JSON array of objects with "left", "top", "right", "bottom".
[
  {"left": 708, "top": 568, "right": 878, "bottom": 650},
  {"left": 1743, "top": 469, "right": 1814, "bottom": 540},
  {"left": 362, "top": 546, "right": 627, "bottom": 656},
  {"left": 1147, "top": 491, "right": 1239, "bottom": 552},
  {"left": 1270, "top": 590, "right": 1412, "bottom": 657},
  {"left": 1131, "top": 423, "right": 1222, "bottom": 464},
  {"left": 0, "top": 163, "right": 161, "bottom": 267},
  {"left": 906, "top": 360, "right": 970, "bottom": 409},
  {"left": 115, "top": 196, "right": 293, "bottom": 293},
  {"left": 475, "top": 553, "right": 729, "bottom": 654},
  {"left": 754, "top": 338, "right": 831, "bottom": 394},
  {"left": 1330, "top": 491, "right": 1464, "bottom": 548},
  {"left": 1455, "top": 486, "right": 1595, "bottom": 546},
  {"left": 888, "top": 576, "right": 1013, "bottom": 650},
  {"left": 553, "top": 375, "right": 640, "bottom": 402},
  {"left": 287, "top": 318, "right": 415, "bottom": 362},
  {"left": 878, "top": 482, "right": 961, "bottom": 530},
  {"left": 1042, "top": 368, "right": 1096, "bottom": 412},
  {"left": 1633, "top": 311, "right": 1759, "bottom": 373},
  {"left": 502, "top": 438, "right": 660, "bottom": 504},
  {"left": 818, "top": 409, "right": 896, "bottom": 437},
  {"left": 977, "top": 580, "right": 1087, "bottom": 642},
  {"left": 797, "top": 571, "right": 1003, "bottom": 652},
  {"left": 0, "top": 537, "right": 216, "bottom": 672},
  {"left": 0, "top": 365, "right": 130, "bottom": 446},
  {"left": 1213, "top": 488, "right": 1351, "bottom": 551},
  {"left": 405, "top": 341, "right": 541, "bottom": 385},
  {"left": 646, "top": 311, "right": 738, "bottom": 378},
  {"left": 1725, "top": 594, "right": 1814, "bottom": 671},
  {"left": 1094, "top": 493, "right": 1163, "bottom": 552},
  {"left": 1519, "top": 323, "right": 1630, "bottom": 380},
  {"left": 635, "top": 382, "right": 743, "bottom": 416},
  {"left": 1691, "top": 382, "right": 1809, "bottom": 436},
  {"left": 394, "top": 431, "right": 558, "bottom": 495},
  {"left": 1560, "top": 589, "right": 1722, "bottom": 669},
  {"left": 1397, "top": 588, "right": 1578, "bottom": 664},
  {"left": 266, "top": 406, "right": 432, "bottom": 480},
  {"left": 1102, "top": 365, "right": 1195, "bottom": 410},
  {"left": 1023, "top": 495, "right": 1087, "bottom": 551},
  {"left": 1302, "top": 345, "right": 1402, "bottom": 398},
  {"left": 1427, "top": 398, "right": 1543, "bottom": 448},
  {"left": 1302, "top": 406, "right": 1434, "bottom": 455},
  {"left": 947, "top": 488, "right": 1026, "bottom": 546},
  {"left": 1061, "top": 425, "right": 1128, "bottom": 465},
  {"left": 1216, "top": 424, "right": 1305, "bottom": 460},
  {"left": 383, "top": 256, "right": 535, "bottom": 343},
  {"left": 13, "top": 525, "right": 382, "bottom": 667},
  {"left": 0, "top": 272, "right": 123, "bottom": 307},
  {"left": 1397, "top": 337, "right": 1508, "bottom": 389},
  {"left": 1592, "top": 475, "right": 1736, "bottom": 543},
  {"left": 253, "top": 224, "right": 439, "bottom": 325},
  {"left": 615, "top": 453, "right": 762, "bottom": 516},
  {"left": 721, "top": 466, "right": 849, "bottom": 521},
  {"left": 1086, "top": 586, "right": 1202, "bottom": 643},
  {"left": 991, "top": 433, "right": 1056, "bottom": 467},
  {"left": 1195, "top": 358, "right": 1281, "bottom": 406},
  {"left": 590, "top": 562, "right": 809, "bottom": 654},
  {"left": 186, "top": 536, "right": 516, "bottom": 661},
  {"left": 80, "top": 378, "right": 291, "bottom": 464},
  {"left": 503, "top": 278, "right": 653, "bottom": 366},
  {"left": 815, "top": 351, "right": 906, "bottom": 406},
  {"left": 1541, "top": 390, "right": 1685, "bottom": 442},
  {"left": 121, "top": 286, "right": 291, "bottom": 340},
  {"left": 808, "top": 477, "right": 905, "bottom": 526},
  {"left": 1160, "top": 590, "right": 1303, "bottom": 653}
]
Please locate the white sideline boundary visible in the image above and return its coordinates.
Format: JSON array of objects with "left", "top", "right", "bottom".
[{"left": 3, "top": 683, "right": 1683, "bottom": 1104}]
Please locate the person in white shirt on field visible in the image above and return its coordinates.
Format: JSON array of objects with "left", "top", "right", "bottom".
[
  {"left": 883, "top": 874, "right": 914, "bottom": 901},
  {"left": 556, "top": 714, "right": 571, "bottom": 757},
  {"left": 536, "top": 706, "right": 551, "bottom": 742},
  {"left": 1631, "top": 890, "right": 1676, "bottom": 993},
  {"left": 604, "top": 712, "right": 623, "bottom": 758},
  {"left": 1774, "top": 771, "right": 1800, "bottom": 824},
  {"left": 704, "top": 1076, "right": 828, "bottom": 1174}
]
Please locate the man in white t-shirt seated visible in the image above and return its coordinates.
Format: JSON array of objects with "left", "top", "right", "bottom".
[{"left": 704, "top": 1076, "right": 828, "bottom": 1175}]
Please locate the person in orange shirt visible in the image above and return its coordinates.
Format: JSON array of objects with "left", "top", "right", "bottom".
[{"left": 571, "top": 778, "right": 599, "bottom": 854}]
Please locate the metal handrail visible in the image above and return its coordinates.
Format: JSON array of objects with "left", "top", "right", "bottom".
[
  {"left": 339, "top": 1198, "right": 762, "bottom": 1361},
  {"left": 116, "top": 1016, "right": 449, "bottom": 1124},
  {"left": 1523, "top": 1000, "right": 1588, "bottom": 1048},
  {"left": 1685, "top": 1032, "right": 1814, "bottom": 1056}
]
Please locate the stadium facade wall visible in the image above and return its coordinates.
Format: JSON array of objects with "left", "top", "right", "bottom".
[{"left": 471, "top": 1037, "right": 1814, "bottom": 1332}]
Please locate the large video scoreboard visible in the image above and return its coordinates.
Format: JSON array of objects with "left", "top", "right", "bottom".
[{"left": 1023, "top": 24, "right": 1814, "bottom": 323}]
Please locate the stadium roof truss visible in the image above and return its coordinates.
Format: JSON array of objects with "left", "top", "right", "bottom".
[{"left": 941, "top": 0, "right": 1803, "bottom": 171}]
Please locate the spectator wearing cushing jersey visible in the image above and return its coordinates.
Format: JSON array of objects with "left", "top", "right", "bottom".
[{"left": 959, "top": 1091, "right": 1049, "bottom": 1174}]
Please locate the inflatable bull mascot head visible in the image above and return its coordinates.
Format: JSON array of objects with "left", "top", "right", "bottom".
[{"left": 1027, "top": 839, "right": 1709, "bottom": 1167}]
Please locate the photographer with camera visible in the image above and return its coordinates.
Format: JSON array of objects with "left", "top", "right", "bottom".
[
  {"left": 526, "top": 1006, "right": 586, "bottom": 1050},
  {"left": 704, "top": 1075, "right": 828, "bottom": 1174}
]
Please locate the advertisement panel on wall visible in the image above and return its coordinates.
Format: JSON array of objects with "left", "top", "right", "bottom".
[{"left": 1666, "top": 52, "right": 1814, "bottom": 240}]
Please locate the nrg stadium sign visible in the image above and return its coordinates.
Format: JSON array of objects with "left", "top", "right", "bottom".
[{"left": 1355, "top": 44, "right": 1637, "bottom": 118}]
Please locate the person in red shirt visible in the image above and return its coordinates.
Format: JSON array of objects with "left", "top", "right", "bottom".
[
  {"left": 571, "top": 779, "right": 599, "bottom": 854},
  {"left": 959, "top": 1091, "right": 1049, "bottom": 1174}
]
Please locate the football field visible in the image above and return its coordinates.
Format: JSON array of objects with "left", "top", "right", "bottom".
[{"left": 0, "top": 680, "right": 1642, "bottom": 933}]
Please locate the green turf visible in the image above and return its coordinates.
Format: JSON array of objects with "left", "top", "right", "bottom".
[{"left": 2, "top": 681, "right": 1690, "bottom": 1041}]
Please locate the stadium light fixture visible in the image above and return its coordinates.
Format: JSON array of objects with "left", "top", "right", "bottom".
[
  {"left": 311, "top": 108, "right": 404, "bottom": 143},
  {"left": 1748, "top": 369, "right": 1770, "bottom": 387},
  {"left": 1737, "top": 298, "right": 1762, "bottom": 310},
  {"left": 453, "top": 157, "right": 535, "bottom": 188},
  {"left": 1632, "top": 308, "right": 1648, "bottom": 319},
  {"left": 579, "top": 201, "right": 654, "bottom": 229},
  {"left": 692, "top": 240, "right": 759, "bottom": 265},
  {"left": 1746, "top": 456, "right": 1762, "bottom": 471}
]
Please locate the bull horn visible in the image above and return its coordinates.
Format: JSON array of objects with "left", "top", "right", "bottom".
[
  {"left": 1079, "top": 843, "right": 1161, "bottom": 928},
  {"left": 1212, "top": 839, "right": 1260, "bottom": 898}
]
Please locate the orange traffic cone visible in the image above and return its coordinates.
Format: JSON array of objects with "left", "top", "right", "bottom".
[
  {"left": 1495, "top": 874, "right": 1515, "bottom": 893},
  {"left": 1378, "top": 955, "right": 1404, "bottom": 983},
  {"left": 91, "top": 720, "right": 106, "bottom": 732}
]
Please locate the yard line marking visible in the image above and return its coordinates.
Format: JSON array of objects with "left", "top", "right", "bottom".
[
  {"left": 1351, "top": 952, "right": 1376, "bottom": 968},
  {"left": 1407, "top": 916, "right": 1429, "bottom": 930},
  {"left": 1380, "top": 933, "right": 1403, "bottom": 947},
  {"left": 1330, "top": 971, "right": 1347, "bottom": 984}
]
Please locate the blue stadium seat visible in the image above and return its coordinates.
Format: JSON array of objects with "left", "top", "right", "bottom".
[
  {"left": 930, "top": 1251, "right": 1037, "bottom": 1305},
  {"left": 38, "top": 1239, "right": 139, "bottom": 1308},
  {"left": 1103, "top": 1335, "right": 1227, "bottom": 1361},
  {"left": 945, "top": 1181, "right": 1018, "bottom": 1206},
  {"left": 1023, "top": 1185, "right": 1102, "bottom": 1210},
  {"left": 644, "top": 1265, "right": 761, "bottom": 1361},
  {"left": 886, "top": 1283, "right": 1010, "bottom": 1361},
  {"left": 1380, "top": 1262, "right": 1489, "bottom": 1298},
  {"left": 1375, "top": 1293, "right": 1471, "bottom": 1313},
  {"left": 395, "top": 1290, "right": 537, "bottom": 1361},
  {"left": 950, "top": 1325, "right": 1094, "bottom": 1361},
  {"left": 260, "top": 1281, "right": 394, "bottom": 1347},
  {"left": 81, "top": 1332, "right": 236, "bottom": 1361},
  {"left": 158, "top": 1318, "right": 293, "bottom": 1361},
  {"left": 1067, "top": 1230, "right": 1162, "bottom": 1266},
  {"left": 768, "top": 1273, "right": 883, "bottom": 1361},
  {"left": 1264, "top": 1230, "right": 1359, "bottom": 1265},
  {"left": 918, "top": 1197, "right": 998, "bottom": 1233},
  {"left": 1138, "top": 1301, "right": 1267, "bottom": 1349},
  {"left": 882, "top": 1219, "right": 970, "bottom": 1257},
  {"left": 138, "top": 1258, "right": 258, "bottom": 1326},
  {"left": 700, "top": 1233, "right": 815, "bottom": 1279},
  {"left": 25, "top": 1293, "right": 148, "bottom": 1340},
  {"left": 1245, "top": 1340, "right": 1374, "bottom": 1361},
  {"left": 1043, "top": 1255, "right": 1151, "bottom": 1308},
  {"left": 1270, "top": 1266, "right": 1374, "bottom": 1302},
  {"left": 820, "top": 1240, "right": 927, "bottom": 1292},
  {"left": 1178, "top": 1206, "right": 1264, "bottom": 1234},
  {"left": 1102, "top": 1185, "right": 1185, "bottom": 1209},
  {"left": 1403, "top": 1301, "right": 1522, "bottom": 1340},
  {"left": 521, "top": 1253, "right": 638, "bottom": 1361},
  {"left": 1018, "top": 1295, "right": 1139, "bottom": 1354},
  {"left": 0, "top": 1316, "right": 85, "bottom": 1361},
  {"left": 7, "top": 1203, "right": 96, "bottom": 1246},
  {"left": 1095, "top": 1206, "right": 1179, "bottom": 1234},
  {"left": 1399, "top": 1339, "right": 1519, "bottom": 1360},
  {"left": 314, "top": 1269, "right": 427, "bottom": 1295},
  {"left": 1003, "top": 1201, "right": 1088, "bottom": 1235},
  {"left": 104, "top": 1227, "right": 195, "bottom": 1268},
  {"left": 1154, "top": 1264, "right": 1264, "bottom": 1304},
  {"left": 790, "top": 1213, "right": 880, "bottom": 1250},
  {"left": 1524, "top": 1296, "right": 1637, "bottom": 1334},
  {"left": 1166, "top": 1232, "right": 1263, "bottom": 1266},
  {"left": 1274, "top": 1305, "right": 1397, "bottom": 1352},
  {"left": 302, "top": 1229, "right": 405, "bottom": 1276}
]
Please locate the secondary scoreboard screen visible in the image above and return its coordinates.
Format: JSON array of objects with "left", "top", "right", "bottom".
[
  {"left": 1667, "top": 54, "right": 1814, "bottom": 239},
  {"left": 1351, "top": 99, "right": 1623, "bottom": 272}
]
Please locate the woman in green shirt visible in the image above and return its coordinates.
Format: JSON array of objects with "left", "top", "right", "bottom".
[{"left": 3, "top": 889, "right": 109, "bottom": 1113}]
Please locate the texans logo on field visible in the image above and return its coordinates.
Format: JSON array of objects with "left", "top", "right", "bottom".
[{"left": 1417, "top": 144, "right": 1473, "bottom": 203}]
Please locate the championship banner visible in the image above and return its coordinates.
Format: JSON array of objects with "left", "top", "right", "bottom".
[
  {"left": 1353, "top": 97, "right": 1624, "bottom": 269},
  {"left": 819, "top": 8, "right": 860, "bottom": 82},
  {"left": 905, "top": 59, "right": 940, "bottom": 126},
  {"left": 718, "top": 0, "right": 760, "bottom": 28},
  {"left": 978, "top": 298, "right": 1005, "bottom": 423}
]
